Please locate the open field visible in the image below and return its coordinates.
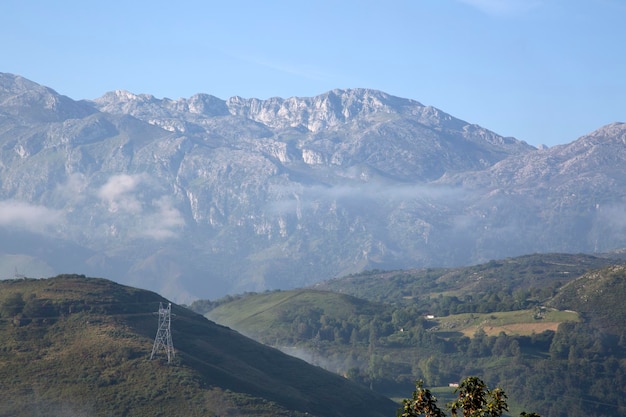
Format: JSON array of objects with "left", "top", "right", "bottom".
[{"left": 429, "top": 308, "right": 580, "bottom": 338}]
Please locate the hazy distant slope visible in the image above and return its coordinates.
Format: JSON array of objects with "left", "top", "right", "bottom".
[
  {"left": 311, "top": 253, "right": 620, "bottom": 304},
  {"left": 0, "top": 275, "right": 397, "bottom": 417},
  {"left": 438, "top": 122, "right": 626, "bottom": 256}
]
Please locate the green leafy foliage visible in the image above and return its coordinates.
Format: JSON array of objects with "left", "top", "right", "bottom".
[
  {"left": 448, "top": 377, "right": 507, "bottom": 417},
  {"left": 399, "top": 380, "right": 445, "bottom": 417},
  {"left": 1, "top": 292, "right": 25, "bottom": 317},
  {"left": 399, "top": 377, "right": 538, "bottom": 417}
]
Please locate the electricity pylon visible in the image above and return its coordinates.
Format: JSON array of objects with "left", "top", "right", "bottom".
[{"left": 150, "top": 302, "right": 175, "bottom": 363}]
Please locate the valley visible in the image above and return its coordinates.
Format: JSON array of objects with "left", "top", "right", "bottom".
[
  {"left": 1, "top": 73, "right": 626, "bottom": 416},
  {"left": 194, "top": 254, "right": 626, "bottom": 417}
]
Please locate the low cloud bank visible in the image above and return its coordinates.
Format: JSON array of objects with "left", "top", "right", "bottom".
[{"left": 0, "top": 200, "right": 63, "bottom": 233}]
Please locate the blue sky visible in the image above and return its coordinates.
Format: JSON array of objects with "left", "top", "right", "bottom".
[{"left": 2, "top": 0, "right": 625, "bottom": 147}]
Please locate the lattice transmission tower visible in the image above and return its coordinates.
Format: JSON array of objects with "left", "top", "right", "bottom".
[{"left": 150, "top": 302, "right": 175, "bottom": 363}]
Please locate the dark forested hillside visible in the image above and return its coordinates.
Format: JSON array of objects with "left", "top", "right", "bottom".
[{"left": 0, "top": 275, "right": 397, "bottom": 417}]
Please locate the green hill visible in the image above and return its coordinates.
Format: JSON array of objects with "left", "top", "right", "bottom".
[
  {"left": 311, "top": 253, "right": 619, "bottom": 307},
  {"left": 0, "top": 275, "right": 397, "bottom": 417},
  {"left": 206, "top": 289, "right": 388, "bottom": 341},
  {"left": 198, "top": 256, "right": 626, "bottom": 417},
  {"left": 549, "top": 264, "right": 626, "bottom": 334}
]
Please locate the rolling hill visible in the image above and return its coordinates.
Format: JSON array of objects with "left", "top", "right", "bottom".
[
  {"left": 0, "top": 275, "right": 397, "bottom": 417},
  {"left": 310, "top": 253, "right": 621, "bottom": 304},
  {"left": 205, "top": 289, "right": 391, "bottom": 343},
  {"left": 548, "top": 264, "right": 626, "bottom": 334}
]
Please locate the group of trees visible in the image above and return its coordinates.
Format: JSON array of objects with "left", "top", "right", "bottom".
[
  {"left": 399, "top": 377, "right": 538, "bottom": 417},
  {"left": 254, "top": 302, "right": 626, "bottom": 415},
  {"left": 0, "top": 292, "right": 56, "bottom": 326},
  {"left": 425, "top": 290, "right": 554, "bottom": 317}
]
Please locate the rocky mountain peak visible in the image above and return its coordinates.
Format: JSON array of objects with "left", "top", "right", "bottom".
[
  {"left": 183, "top": 94, "right": 230, "bottom": 116},
  {"left": 225, "top": 88, "right": 423, "bottom": 132},
  {"left": 443, "top": 122, "right": 626, "bottom": 194},
  {"left": 549, "top": 122, "right": 626, "bottom": 176},
  {"left": 111, "top": 89, "right": 154, "bottom": 102},
  {"left": 91, "top": 91, "right": 230, "bottom": 134},
  {"left": 0, "top": 73, "right": 95, "bottom": 122},
  {"left": 93, "top": 90, "right": 166, "bottom": 116},
  {"left": 570, "top": 122, "right": 626, "bottom": 147}
]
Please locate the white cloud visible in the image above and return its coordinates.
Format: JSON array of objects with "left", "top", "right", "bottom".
[
  {"left": 457, "top": 0, "right": 542, "bottom": 17},
  {"left": 266, "top": 182, "right": 466, "bottom": 215},
  {"left": 96, "top": 174, "right": 186, "bottom": 241},
  {"left": 98, "top": 174, "right": 144, "bottom": 213},
  {"left": 139, "top": 196, "right": 186, "bottom": 240},
  {"left": 0, "top": 200, "right": 63, "bottom": 232},
  {"left": 54, "top": 173, "right": 88, "bottom": 204}
]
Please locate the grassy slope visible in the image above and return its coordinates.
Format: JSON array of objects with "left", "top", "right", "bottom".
[
  {"left": 0, "top": 275, "right": 397, "bottom": 417},
  {"left": 207, "top": 289, "right": 579, "bottom": 342},
  {"left": 431, "top": 309, "right": 579, "bottom": 338},
  {"left": 207, "top": 289, "right": 384, "bottom": 334}
]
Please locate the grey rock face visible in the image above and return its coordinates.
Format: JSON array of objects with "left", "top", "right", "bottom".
[{"left": 0, "top": 72, "right": 623, "bottom": 302}]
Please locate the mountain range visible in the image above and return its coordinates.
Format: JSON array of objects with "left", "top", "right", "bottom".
[{"left": 0, "top": 72, "right": 625, "bottom": 302}]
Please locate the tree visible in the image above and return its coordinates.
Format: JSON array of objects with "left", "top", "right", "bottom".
[
  {"left": 398, "top": 380, "right": 445, "bottom": 417},
  {"left": 399, "top": 376, "right": 541, "bottom": 417},
  {"left": 1, "top": 292, "right": 25, "bottom": 317},
  {"left": 448, "top": 376, "right": 507, "bottom": 417}
]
